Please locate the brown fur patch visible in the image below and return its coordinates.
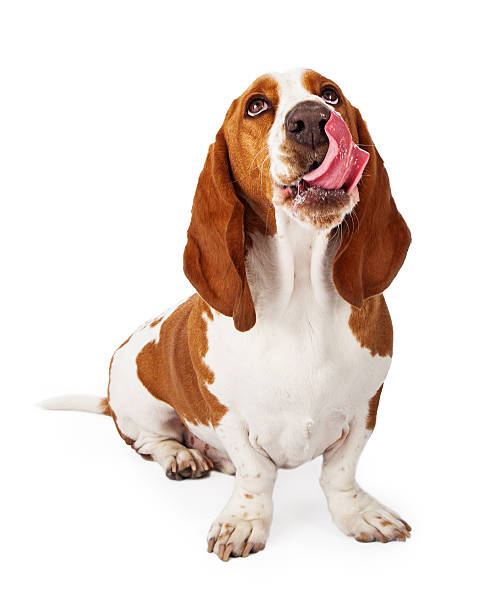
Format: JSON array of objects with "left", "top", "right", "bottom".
[
  {"left": 366, "top": 385, "right": 383, "bottom": 430},
  {"left": 349, "top": 295, "right": 393, "bottom": 357},
  {"left": 136, "top": 295, "right": 227, "bottom": 427}
]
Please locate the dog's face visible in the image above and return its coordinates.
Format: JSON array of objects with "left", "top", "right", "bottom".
[
  {"left": 184, "top": 68, "right": 411, "bottom": 332},
  {"left": 223, "top": 68, "right": 363, "bottom": 231}
]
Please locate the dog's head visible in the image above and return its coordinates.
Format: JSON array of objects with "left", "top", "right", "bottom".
[{"left": 184, "top": 68, "right": 411, "bottom": 331}]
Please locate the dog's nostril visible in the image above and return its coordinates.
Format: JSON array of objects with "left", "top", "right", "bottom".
[
  {"left": 308, "top": 161, "right": 320, "bottom": 172},
  {"left": 289, "top": 119, "right": 305, "bottom": 133}
]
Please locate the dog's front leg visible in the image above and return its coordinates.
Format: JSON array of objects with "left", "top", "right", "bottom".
[
  {"left": 207, "top": 419, "right": 277, "bottom": 561},
  {"left": 319, "top": 410, "right": 411, "bottom": 543}
]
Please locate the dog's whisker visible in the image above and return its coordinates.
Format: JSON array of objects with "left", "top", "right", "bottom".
[{"left": 249, "top": 145, "right": 269, "bottom": 170}]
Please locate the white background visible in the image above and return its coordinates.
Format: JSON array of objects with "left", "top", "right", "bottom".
[{"left": 1, "top": 1, "right": 489, "bottom": 610}]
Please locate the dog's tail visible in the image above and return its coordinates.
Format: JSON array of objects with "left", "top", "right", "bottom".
[{"left": 40, "top": 394, "right": 111, "bottom": 415}]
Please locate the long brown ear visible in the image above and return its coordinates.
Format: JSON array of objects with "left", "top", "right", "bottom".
[
  {"left": 333, "top": 108, "right": 411, "bottom": 307},
  {"left": 183, "top": 128, "right": 256, "bottom": 331}
]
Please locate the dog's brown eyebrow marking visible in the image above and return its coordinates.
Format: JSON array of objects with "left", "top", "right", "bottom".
[{"left": 240, "top": 74, "right": 280, "bottom": 108}]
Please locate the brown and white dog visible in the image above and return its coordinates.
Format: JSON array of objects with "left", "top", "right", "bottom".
[{"left": 44, "top": 68, "right": 411, "bottom": 561}]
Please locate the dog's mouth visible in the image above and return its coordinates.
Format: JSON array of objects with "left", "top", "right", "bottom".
[
  {"left": 282, "top": 163, "right": 345, "bottom": 200},
  {"left": 277, "top": 109, "right": 370, "bottom": 224},
  {"left": 279, "top": 161, "right": 352, "bottom": 218},
  {"left": 280, "top": 178, "right": 352, "bottom": 222}
]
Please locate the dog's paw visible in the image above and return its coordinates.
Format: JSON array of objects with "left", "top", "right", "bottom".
[
  {"left": 207, "top": 517, "right": 268, "bottom": 561},
  {"left": 329, "top": 489, "right": 411, "bottom": 543},
  {"left": 349, "top": 508, "right": 411, "bottom": 543},
  {"left": 160, "top": 444, "right": 213, "bottom": 480}
]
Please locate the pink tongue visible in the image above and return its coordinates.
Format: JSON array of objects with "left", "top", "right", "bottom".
[{"left": 302, "top": 109, "right": 369, "bottom": 194}]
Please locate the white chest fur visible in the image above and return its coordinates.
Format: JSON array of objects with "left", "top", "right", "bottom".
[{"left": 202, "top": 209, "right": 390, "bottom": 468}]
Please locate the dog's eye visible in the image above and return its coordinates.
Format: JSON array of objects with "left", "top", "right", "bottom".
[
  {"left": 320, "top": 87, "right": 339, "bottom": 105},
  {"left": 247, "top": 98, "right": 268, "bottom": 117}
]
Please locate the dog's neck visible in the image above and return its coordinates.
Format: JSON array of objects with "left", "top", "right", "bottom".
[{"left": 246, "top": 207, "right": 344, "bottom": 323}]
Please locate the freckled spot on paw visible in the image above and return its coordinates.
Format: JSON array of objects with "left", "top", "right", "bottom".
[
  {"left": 244, "top": 493, "right": 253, "bottom": 499},
  {"left": 243, "top": 512, "right": 248, "bottom": 518},
  {"left": 224, "top": 523, "right": 232, "bottom": 528},
  {"left": 353, "top": 494, "right": 358, "bottom": 498},
  {"left": 380, "top": 520, "right": 392, "bottom": 527},
  {"left": 355, "top": 532, "right": 374, "bottom": 543},
  {"left": 255, "top": 473, "right": 261, "bottom": 478}
]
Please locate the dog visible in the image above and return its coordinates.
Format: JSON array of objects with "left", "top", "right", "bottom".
[{"left": 44, "top": 68, "right": 411, "bottom": 561}]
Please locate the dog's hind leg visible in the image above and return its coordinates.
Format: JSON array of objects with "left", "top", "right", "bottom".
[{"left": 108, "top": 320, "right": 214, "bottom": 480}]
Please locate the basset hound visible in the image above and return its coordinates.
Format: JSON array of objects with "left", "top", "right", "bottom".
[{"left": 44, "top": 68, "right": 411, "bottom": 561}]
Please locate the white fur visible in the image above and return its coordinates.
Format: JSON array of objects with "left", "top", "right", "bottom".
[{"left": 41, "top": 394, "right": 105, "bottom": 414}]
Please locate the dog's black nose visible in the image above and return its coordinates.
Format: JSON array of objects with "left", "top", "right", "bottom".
[{"left": 285, "top": 101, "right": 330, "bottom": 150}]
